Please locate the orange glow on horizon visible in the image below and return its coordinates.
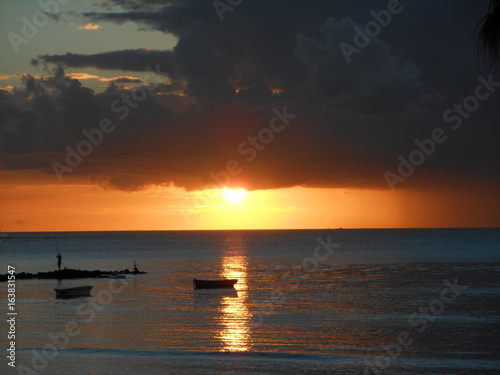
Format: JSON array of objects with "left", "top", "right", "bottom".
[{"left": 0, "top": 182, "right": 499, "bottom": 232}]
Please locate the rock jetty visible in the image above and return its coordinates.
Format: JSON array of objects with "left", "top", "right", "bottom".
[{"left": 0, "top": 267, "right": 147, "bottom": 282}]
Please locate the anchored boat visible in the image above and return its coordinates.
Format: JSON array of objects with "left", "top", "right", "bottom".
[
  {"left": 55, "top": 285, "right": 93, "bottom": 298},
  {"left": 193, "top": 278, "right": 237, "bottom": 289}
]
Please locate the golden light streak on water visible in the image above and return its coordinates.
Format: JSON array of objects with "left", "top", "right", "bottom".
[{"left": 217, "top": 235, "right": 251, "bottom": 351}]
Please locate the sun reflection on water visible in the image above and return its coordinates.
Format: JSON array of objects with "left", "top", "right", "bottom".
[{"left": 217, "top": 239, "right": 251, "bottom": 351}]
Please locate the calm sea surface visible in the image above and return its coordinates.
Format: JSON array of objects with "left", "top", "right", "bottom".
[{"left": 1, "top": 229, "right": 499, "bottom": 374}]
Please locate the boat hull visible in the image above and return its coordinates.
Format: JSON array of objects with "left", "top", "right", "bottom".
[
  {"left": 193, "top": 278, "right": 237, "bottom": 289},
  {"left": 55, "top": 286, "right": 93, "bottom": 298}
]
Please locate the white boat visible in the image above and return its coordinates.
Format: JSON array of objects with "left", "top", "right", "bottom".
[{"left": 55, "top": 285, "right": 93, "bottom": 298}]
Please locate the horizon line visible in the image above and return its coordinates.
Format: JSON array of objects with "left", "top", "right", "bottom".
[{"left": 1, "top": 226, "right": 499, "bottom": 234}]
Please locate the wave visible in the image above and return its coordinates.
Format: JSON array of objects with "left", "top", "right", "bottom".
[
  {"left": 18, "top": 347, "right": 341, "bottom": 361},
  {"left": 16, "top": 347, "right": 500, "bottom": 370}
]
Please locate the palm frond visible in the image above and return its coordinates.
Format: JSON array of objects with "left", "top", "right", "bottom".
[{"left": 477, "top": 0, "right": 500, "bottom": 66}]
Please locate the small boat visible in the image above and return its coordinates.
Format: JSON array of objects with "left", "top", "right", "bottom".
[
  {"left": 55, "top": 285, "right": 93, "bottom": 298},
  {"left": 193, "top": 278, "right": 237, "bottom": 289}
]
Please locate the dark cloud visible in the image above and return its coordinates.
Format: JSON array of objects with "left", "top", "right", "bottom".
[
  {"left": 236, "top": 82, "right": 273, "bottom": 106},
  {"left": 81, "top": 0, "right": 346, "bottom": 90},
  {"left": 32, "top": 49, "right": 176, "bottom": 75},
  {"left": 173, "top": 20, "right": 234, "bottom": 103},
  {"left": 1, "top": 0, "right": 498, "bottom": 194},
  {"left": 293, "top": 16, "right": 431, "bottom": 114}
]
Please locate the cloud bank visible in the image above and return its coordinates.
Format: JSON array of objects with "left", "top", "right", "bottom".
[{"left": 1, "top": 0, "right": 498, "bottom": 193}]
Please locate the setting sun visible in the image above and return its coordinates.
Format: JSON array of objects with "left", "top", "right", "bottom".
[{"left": 223, "top": 188, "right": 247, "bottom": 204}]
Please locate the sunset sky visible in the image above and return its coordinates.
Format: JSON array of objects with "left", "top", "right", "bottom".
[{"left": 0, "top": 0, "right": 499, "bottom": 231}]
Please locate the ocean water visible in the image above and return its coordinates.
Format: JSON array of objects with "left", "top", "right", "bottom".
[{"left": 1, "top": 229, "right": 499, "bottom": 375}]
